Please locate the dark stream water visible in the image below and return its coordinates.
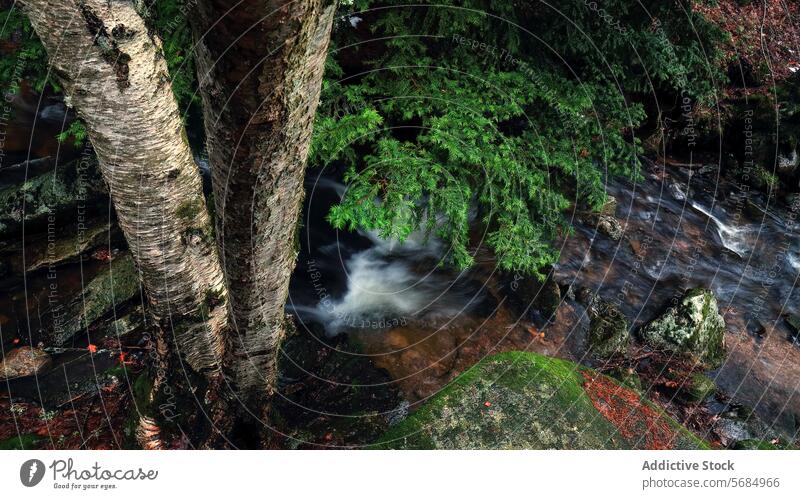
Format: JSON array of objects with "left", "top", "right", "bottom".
[
  {"left": 286, "top": 159, "right": 800, "bottom": 436},
  {"left": 3, "top": 87, "right": 799, "bottom": 439}
]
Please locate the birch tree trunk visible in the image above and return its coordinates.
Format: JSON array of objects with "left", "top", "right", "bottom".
[
  {"left": 20, "top": 0, "right": 228, "bottom": 422},
  {"left": 192, "top": 0, "right": 337, "bottom": 401}
]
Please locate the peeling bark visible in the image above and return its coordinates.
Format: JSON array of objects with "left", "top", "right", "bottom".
[
  {"left": 20, "top": 0, "right": 228, "bottom": 373},
  {"left": 192, "top": 0, "right": 337, "bottom": 399}
]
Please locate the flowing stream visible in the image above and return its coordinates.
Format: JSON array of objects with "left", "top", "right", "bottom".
[{"left": 287, "top": 160, "right": 800, "bottom": 435}]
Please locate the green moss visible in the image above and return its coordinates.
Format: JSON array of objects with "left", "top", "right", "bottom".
[
  {"left": 732, "top": 439, "right": 780, "bottom": 450},
  {"left": 587, "top": 299, "right": 630, "bottom": 358},
  {"left": 0, "top": 433, "right": 45, "bottom": 450},
  {"left": 684, "top": 373, "right": 716, "bottom": 402},
  {"left": 373, "top": 351, "right": 707, "bottom": 449},
  {"left": 0, "top": 160, "right": 104, "bottom": 236},
  {"left": 175, "top": 197, "right": 205, "bottom": 222},
  {"left": 121, "top": 372, "right": 155, "bottom": 449},
  {"left": 44, "top": 254, "right": 140, "bottom": 345},
  {"left": 608, "top": 368, "right": 643, "bottom": 392}
]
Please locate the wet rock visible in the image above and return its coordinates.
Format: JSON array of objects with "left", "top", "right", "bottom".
[
  {"left": 26, "top": 222, "right": 111, "bottom": 273},
  {"left": 597, "top": 215, "right": 623, "bottom": 241},
  {"left": 599, "top": 195, "right": 618, "bottom": 216},
  {"left": 39, "top": 254, "right": 140, "bottom": 346},
  {"left": 2, "top": 349, "right": 120, "bottom": 408},
  {"left": 777, "top": 149, "right": 798, "bottom": 173},
  {"left": 0, "top": 219, "right": 113, "bottom": 276},
  {"left": 96, "top": 305, "right": 146, "bottom": 341},
  {"left": 784, "top": 314, "right": 800, "bottom": 343},
  {"left": 503, "top": 270, "right": 561, "bottom": 324},
  {"left": 682, "top": 373, "right": 716, "bottom": 403},
  {"left": 638, "top": 289, "right": 727, "bottom": 368},
  {"left": 0, "top": 159, "right": 106, "bottom": 238},
  {"left": 374, "top": 352, "right": 707, "bottom": 449},
  {"left": 587, "top": 297, "right": 630, "bottom": 358},
  {"left": 732, "top": 439, "right": 782, "bottom": 450},
  {"left": 0, "top": 347, "right": 51, "bottom": 379},
  {"left": 714, "top": 418, "right": 752, "bottom": 447}
]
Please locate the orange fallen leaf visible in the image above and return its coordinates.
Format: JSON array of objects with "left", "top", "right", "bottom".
[{"left": 87, "top": 344, "right": 98, "bottom": 353}]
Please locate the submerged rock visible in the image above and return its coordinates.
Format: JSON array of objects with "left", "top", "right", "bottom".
[
  {"left": 373, "top": 351, "right": 707, "bottom": 449},
  {"left": 587, "top": 297, "right": 630, "bottom": 358},
  {"left": 638, "top": 289, "right": 726, "bottom": 368},
  {"left": 0, "top": 347, "right": 51, "bottom": 379}
]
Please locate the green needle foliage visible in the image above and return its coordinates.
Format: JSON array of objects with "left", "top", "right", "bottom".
[
  {"left": 312, "top": 1, "right": 724, "bottom": 278},
  {"left": 1, "top": 6, "right": 54, "bottom": 95},
  {"left": 3, "top": 0, "right": 727, "bottom": 280},
  {"left": 1, "top": 0, "right": 199, "bottom": 143}
]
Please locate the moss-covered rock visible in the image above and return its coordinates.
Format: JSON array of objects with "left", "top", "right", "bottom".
[
  {"left": 373, "top": 352, "right": 707, "bottom": 449},
  {"left": 0, "top": 159, "right": 105, "bottom": 237},
  {"left": 638, "top": 289, "right": 726, "bottom": 368},
  {"left": 682, "top": 373, "right": 717, "bottom": 402},
  {"left": 40, "top": 254, "right": 140, "bottom": 345},
  {"left": 587, "top": 298, "right": 630, "bottom": 358},
  {"left": 607, "top": 367, "right": 643, "bottom": 391}
]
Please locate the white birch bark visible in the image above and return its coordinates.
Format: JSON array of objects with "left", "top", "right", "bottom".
[{"left": 20, "top": 0, "right": 228, "bottom": 373}]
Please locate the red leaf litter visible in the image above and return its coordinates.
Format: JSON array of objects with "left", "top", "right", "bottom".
[
  {"left": 91, "top": 248, "right": 112, "bottom": 262},
  {"left": 696, "top": 0, "right": 800, "bottom": 84},
  {"left": 581, "top": 371, "right": 679, "bottom": 450},
  {"left": 0, "top": 384, "right": 130, "bottom": 450}
]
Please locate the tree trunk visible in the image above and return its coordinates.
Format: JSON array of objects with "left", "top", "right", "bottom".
[
  {"left": 192, "top": 0, "right": 337, "bottom": 401},
  {"left": 20, "top": 0, "right": 230, "bottom": 442}
]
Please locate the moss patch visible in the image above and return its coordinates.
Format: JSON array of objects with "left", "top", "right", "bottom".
[
  {"left": 44, "top": 254, "right": 140, "bottom": 345},
  {"left": 0, "top": 433, "right": 45, "bottom": 450},
  {"left": 373, "top": 351, "right": 707, "bottom": 449}
]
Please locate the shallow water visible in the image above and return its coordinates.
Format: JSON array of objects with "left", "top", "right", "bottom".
[
  {"left": 287, "top": 160, "right": 800, "bottom": 436},
  {"left": 554, "top": 158, "right": 800, "bottom": 435}
]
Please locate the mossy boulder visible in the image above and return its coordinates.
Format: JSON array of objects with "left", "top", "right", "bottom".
[
  {"left": 638, "top": 289, "right": 726, "bottom": 368},
  {"left": 682, "top": 373, "right": 717, "bottom": 403},
  {"left": 0, "top": 159, "right": 105, "bottom": 237},
  {"left": 40, "top": 254, "right": 140, "bottom": 345},
  {"left": 607, "top": 367, "right": 642, "bottom": 391},
  {"left": 587, "top": 298, "right": 630, "bottom": 358},
  {"left": 373, "top": 352, "right": 707, "bottom": 449}
]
